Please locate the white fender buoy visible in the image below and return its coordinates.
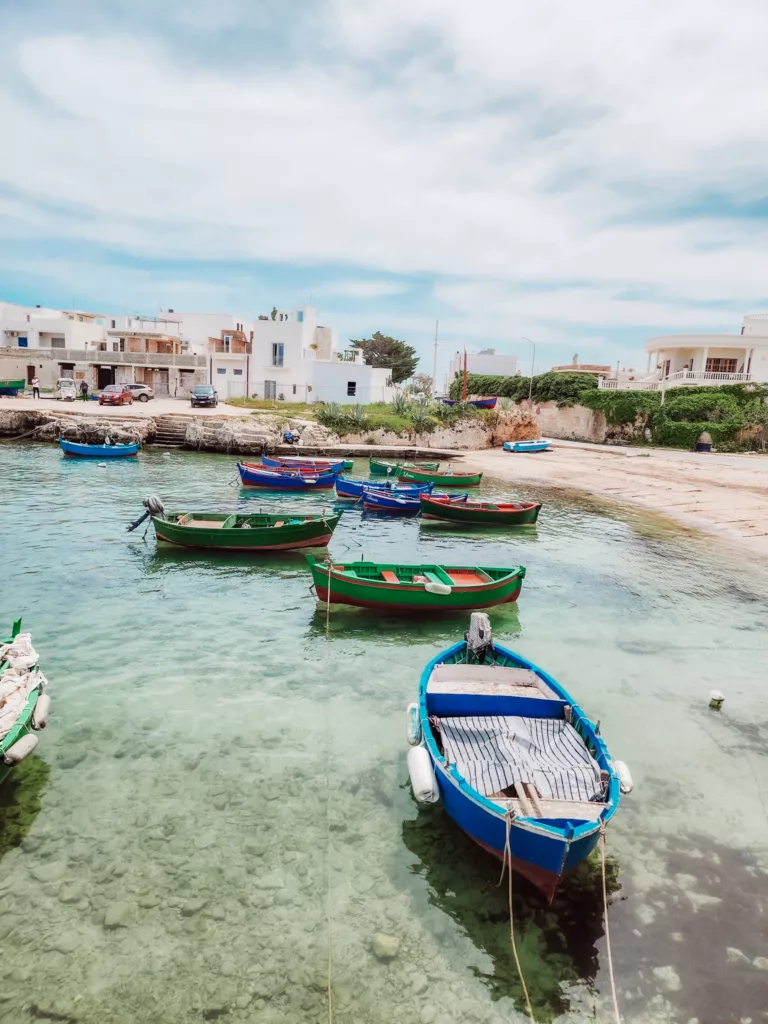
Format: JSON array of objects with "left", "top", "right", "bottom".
[
  {"left": 709, "top": 690, "right": 725, "bottom": 710},
  {"left": 3, "top": 733, "right": 38, "bottom": 765},
  {"left": 614, "top": 760, "right": 634, "bottom": 795},
  {"left": 424, "top": 581, "right": 452, "bottom": 596},
  {"left": 407, "top": 745, "right": 439, "bottom": 804},
  {"left": 405, "top": 703, "right": 421, "bottom": 746},
  {"left": 32, "top": 694, "right": 51, "bottom": 730}
]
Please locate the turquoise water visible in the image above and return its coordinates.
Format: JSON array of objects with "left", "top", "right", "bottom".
[{"left": 1, "top": 444, "right": 767, "bottom": 1024}]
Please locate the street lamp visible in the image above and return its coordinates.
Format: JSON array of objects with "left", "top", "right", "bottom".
[{"left": 521, "top": 337, "right": 536, "bottom": 404}]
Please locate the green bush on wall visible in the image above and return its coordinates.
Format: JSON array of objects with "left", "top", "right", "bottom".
[{"left": 448, "top": 371, "right": 599, "bottom": 407}]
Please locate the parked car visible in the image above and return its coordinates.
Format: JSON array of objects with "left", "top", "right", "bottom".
[
  {"left": 191, "top": 385, "right": 218, "bottom": 408},
  {"left": 99, "top": 384, "right": 134, "bottom": 407},
  {"left": 124, "top": 383, "right": 154, "bottom": 403}
]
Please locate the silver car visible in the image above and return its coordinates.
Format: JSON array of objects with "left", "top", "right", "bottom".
[{"left": 124, "top": 383, "right": 154, "bottom": 403}]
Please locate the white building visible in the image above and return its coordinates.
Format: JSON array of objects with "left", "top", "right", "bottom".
[
  {"left": 600, "top": 314, "right": 768, "bottom": 392},
  {"left": 445, "top": 348, "right": 518, "bottom": 393}
]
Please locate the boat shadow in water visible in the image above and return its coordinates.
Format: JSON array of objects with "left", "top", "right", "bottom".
[
  {"left": 307, "top": 601, "right": 522, "bottom": 642},
  {"left": 138, "top": 545, "right": 325, "bottom": 578},
  {"left": 401, "top": 802, "right": 620, "bottom": 1022},
  {"left": 0, "top": 756, "right": 51, "bottom": 861}
]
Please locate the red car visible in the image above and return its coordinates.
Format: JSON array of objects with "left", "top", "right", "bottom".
[{"left": 99, "top": 384, "right": 134, "bottom": 406}]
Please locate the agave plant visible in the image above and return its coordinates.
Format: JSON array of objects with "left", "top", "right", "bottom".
[
  {"left": 350, "top": 403, "right": 368, "bottom": 426},
  {"left": 497, "top": 397, "right": 514, "bottom": 412},
  {"left": 390, "top": 392, "right": 410, "bottom": 416},
  {"left": 409, "top": 405, "right": 433, "bottom": 435}
]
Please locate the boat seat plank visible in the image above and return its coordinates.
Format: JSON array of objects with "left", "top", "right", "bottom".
[
  {"left": 185, "top": 519, "right": 226, "bottom": 529},
  {"left": 446, "top": 570, "right": 490, "bottom": 585},
  {"left": 381, "top": 570, "right": 399, "bottom": 584},
  {"left": 490, "top": 797, "right": 606, "bottom": 821},
  {"left": 273, "top": 521, "right": 285, "bottom": 528},
  {"left": 429, "top": 664, "right": 558, "bottom": 700}
]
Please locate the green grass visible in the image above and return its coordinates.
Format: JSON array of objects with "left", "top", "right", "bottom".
[{"left": 225, "top": 398, "right": 318, "bottom": 417}]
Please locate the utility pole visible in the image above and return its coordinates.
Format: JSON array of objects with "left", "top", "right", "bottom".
[
  {"left": 462, "top": 347, "right": 468, "bottom": 401},
  {"left": 432, "top": 320, "right": 439, "bottom": 398},
  {"left": 522, "top": 337, "right": 536, "bottom": 404}
]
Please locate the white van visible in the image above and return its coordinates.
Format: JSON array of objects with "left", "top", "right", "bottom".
[{"left": 57, "top": 378, "right": 77, "bottom": 401}]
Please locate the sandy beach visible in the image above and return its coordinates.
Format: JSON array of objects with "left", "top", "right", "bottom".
[{"left": 470, "top": 443, "right": 768, "bottom": 559}]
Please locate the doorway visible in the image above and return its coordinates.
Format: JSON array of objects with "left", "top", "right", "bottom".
[
  {"left": 98, "top": 366, "right": 115, "bottom": 389},
  {"left": 26, "top": 365, "right": 36, "bottom": 384},
  {"left": 265, "top": 380, "right": 276, "bottom": 399}
]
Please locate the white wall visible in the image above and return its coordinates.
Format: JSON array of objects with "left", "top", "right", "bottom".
[
  {"left": 445, "top": 348, "right": 518, "bottom": 391},
  {"left": 308, "top": 360, "right": 394, "bottom": 404}
]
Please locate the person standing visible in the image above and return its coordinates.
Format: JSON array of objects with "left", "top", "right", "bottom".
[
  {"left": 31, "top": 376, "right": 40, "bottom": 399},
  {"left": 80, "top": 380, "right": 89, "bottom": 401}
]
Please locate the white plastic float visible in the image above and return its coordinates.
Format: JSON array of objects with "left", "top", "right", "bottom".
[
  {"left": 3, "top": 733, "right": 38, "bottom": 765},
  {"left": 614, "top": 760, "right": 634, "bottom": 795},
  {"left": 405, "top": 703, "right": 421, "bottom": 746},
  {"left": 32, "top": 693, "right": 51, "bottom": 730},
  {"left": 424, "top": 581, "right": 451, "bottom": 596},
  {"left": 407, "top": 745, "right": 439, "bottom": 804}
]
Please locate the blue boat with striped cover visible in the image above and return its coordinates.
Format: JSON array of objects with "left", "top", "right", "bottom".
[
  {"left": 335, "top": 476, "right": 432, "bottom": 502},
  {"left": 59, "top": 439, "right": 140, "bottom": 458},
  {"left": 407, "top": 615, "right": 630, "bottom": 901},
  {"left": 364, "top": 490, "right": 468, "bottom": 514},
  {"left": 503, "top": 439, "right": 552, "bottom": 453}
]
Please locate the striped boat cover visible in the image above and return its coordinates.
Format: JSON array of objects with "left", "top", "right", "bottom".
[{"left": 440, "top": 715, "right": 603, "bottom": 802}]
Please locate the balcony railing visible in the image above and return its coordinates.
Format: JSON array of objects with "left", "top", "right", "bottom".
[
  {"left": 0, "top": 346, "right": 205, "bottom": 368},
  {"left": 598, "top": 370, "right": 753, "bottom": 392},
  {"left": 209, "top": 342, "right": 252, "bottom": 354},
  {"left": 598, "top": 378, "right": 660, "bottom": 391}
]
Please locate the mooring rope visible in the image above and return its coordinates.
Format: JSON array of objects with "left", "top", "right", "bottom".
[
  {"left": 323, "top": 709, "right": 334, "bottom": 1023},
  {"left": 325, "top": 560, "right": 332, "bottom": 634},
  {"left": 497, "top": 811, "right": 536, "bottom": 1023},
  {"left": 600, "top": 822, "right": 622, "bottom": 1024}
]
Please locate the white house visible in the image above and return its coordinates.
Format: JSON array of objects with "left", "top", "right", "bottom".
[
  {"left": 445, "top": 348, "right": 518, "bottom": 393},
  {"left": 600, "top": 314, "right": 768, "bottom": 392}
]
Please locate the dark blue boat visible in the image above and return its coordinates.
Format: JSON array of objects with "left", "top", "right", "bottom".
[
  {"left": 407, "top": 616, "right": 628, "bottom": 901},
  {"left": 335, "top": 476, "right": 432, "bottom": 502},
  {"left": 237, "top": 462, "right": 338, "bottom": 489},
  {"left": 59, "top": 439, "right": 140, "bottom": 458},
  {"left": 261, "top": 453, "right": 347, "bottom": 472},
  {"left": 441, "top": 397, "right": 497, "bottom": 409},
  {"left": 364, "top": 490, "right": 468, "bottom": 513}
]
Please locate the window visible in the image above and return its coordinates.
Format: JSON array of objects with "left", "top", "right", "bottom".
[
  {"left": 292, "top": 384, "right": 297, "bottom": 394},
  {"left": 111, "top": 320, "right": 116, "bottom": 328},
  {"left": 347, "top": 381, "right": 356, "bottom": 396},
  {"left": 112, "top": 342, "right": 119, "bottom": 352},
  {"left": 217, "top": 367, "right": 226, "bottom": 375},
  {"left": 272, "top": 343, "right": 284, "bottom": 367},
  {"left": 17, "top": 337, "right": 28, "bottom": 348},
  {"left": 51, "top": 337, "right": 65, "bottom": 348},
  {"left": 233, "top": 368, "right": 243, "bottom": 376},
  {"left": 705, "top": 357, "right": 737, "bottom": 373},
  {"left": 265, "top": 380, "right": 277, "bottom": 399},
  {"left": 297, "top": 311, "right": 304, "bottom": 323}
]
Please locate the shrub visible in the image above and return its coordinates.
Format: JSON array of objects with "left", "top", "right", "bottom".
[{"left": 449, "top": 371, "right": 599, "bottom": 406}]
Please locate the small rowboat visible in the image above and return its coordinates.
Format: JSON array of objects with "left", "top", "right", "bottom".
[
  {"left": 335, "top": 476, "right": 432, "bottom": 502},
  {"left": 1, "top": 618, "right": 50, "bottom": 786},
  {"left": 363, "top": 490, "right": 468, "bottom": 514},
  {"left": 59, "top": 439, "right": 140, "bottom": 458},
  {"left": 503, "top": 440, "right": 552, "bottom": 453},
  {"left": 398, "top": 466, "right": 483, "bottom": 487},
  {"left": 262, "top": 454, "right": 353, "bottom": 472},
  {"left": 407, "top": 613, "right": 628, "bottom": 902},
  {"left": 151, "top": 510, "right": 341, "bottom": 550},
  {"left": 306, "top": 555, "right": 525, "bottom": 610},
  {"left": 369, "top": 458, "right": 440, "bottom": 476},
  {"left": 0, "top": 379, "right": 25, "bottom": 397},
  {"left": 420, "top": 495, "right": 542, "bottom": 525},
  {"left": 440, "top": 397, "right": 497, "bottom": 409},
  {"left": 237, "top": 462, "right": 339, "bottom": 489}
]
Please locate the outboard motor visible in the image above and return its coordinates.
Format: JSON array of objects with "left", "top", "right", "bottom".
[
  {"left": 465, "top": 611, "right": 493, "bottom": 663},
  {"left": 127, "top": 495, "right": 165, "bottom": 532}
]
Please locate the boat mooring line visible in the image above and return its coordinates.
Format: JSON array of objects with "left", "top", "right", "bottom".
[
  {"left": 498, "top": 811, "right": 536, "bottom": 1023},
  {"left": 600, "top": 822, "right": 622, "bottom": 1024},
  {"left": 323, "top": 703, "right": 334, "bottom": 1024}
]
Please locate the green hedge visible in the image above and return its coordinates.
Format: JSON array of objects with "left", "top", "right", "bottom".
[
  {"left": 581, "top": 383, "right": 768, "bottom": 449},
  {"left": 449, "top": 371, "right": 599, "bottom": 407}
]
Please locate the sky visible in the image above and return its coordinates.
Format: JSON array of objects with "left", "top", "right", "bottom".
[{"left": 1, "top": 0, "right": 768, "bottom": 382}]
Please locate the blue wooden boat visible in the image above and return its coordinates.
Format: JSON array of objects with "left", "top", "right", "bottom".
[
  {"left": 503, "top": 440, "right": 552, "bottom": 453},
  {"left": 261, "top": 454, "right": 350, "bottom": 472},
  {"left": 441, "top": 397, "right": 497, "bottom": 409},
  {"left": 59, "top": 439, "right": 140, "bottom": 458},
  {"left": 237, "top": 462, "right": 338, "bottom": 489},
  {"left": 364, "top": 490, "right": 468, "bottom": 513},
  {"left": 335, "top": 476, "right": 432, "bottom": 502},
  {"left": 407, "top": 615, "right": 629, "bottom": 902}
]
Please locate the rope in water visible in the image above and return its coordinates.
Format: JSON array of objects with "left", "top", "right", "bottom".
[
  {"left": 325, "top": 719, "right": 334, "bottom": 1024},
  {"left": 497, "top": 811, "right": 536, "bottom": 1024},
  {"left": 325, "top": 560, "right": 332, "bottom": 634},
  {"left": 600, "top": 822, "right": 622, "bottom": 1024}
]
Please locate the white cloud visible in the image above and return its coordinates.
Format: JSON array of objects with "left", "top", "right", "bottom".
[{"left": 1, "top": 0, "right": 768, "bottom": 358}]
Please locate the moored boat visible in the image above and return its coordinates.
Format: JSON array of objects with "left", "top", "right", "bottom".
[
  {"left": 440, "top": 397, "right": 497, "bottom": 409},
  {"left": 238, "top": 462, "right": 339, "bottom": 489},
  {"left": 1, "top": 620, "right": 50, "bottom": 786},
  {"left": 59, "top": 439, "right": 140, "bottom": 458},
  {"left": 306, "top": 555, "right": 525, "bottom": 610},
  {"left": 398, "top": 465, "right": 483, "bottom": 487},
  {"left": 150, "top": 510, "right": 341, "bottom": 550},
  {"left": 335, "top": 476, "right": 432, "bottom": 502},
  {"left": 420, "top": 495, "right": 542, "bottom": 525},
  {"left": 503, "top": 440, "right": 552, "bottom": 453},
  {"left": 407, "top": 613, "right": 629, "bottom": 901},
  {"left": 0, "top": 379, "right": 26, "bottom": 397},
  {"left": 369, "top": 458, "right": 441, "bottom": 476},
  {"left": 363, "top": 490, "right": 468, "bottom": 514},
  {"left": 262, "top": 454, "right": 353, "bottom": 472}
]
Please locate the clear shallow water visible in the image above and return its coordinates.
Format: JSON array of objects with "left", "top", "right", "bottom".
[{"left": 1, "top": 443, "right": 767, "bottom": 1024}]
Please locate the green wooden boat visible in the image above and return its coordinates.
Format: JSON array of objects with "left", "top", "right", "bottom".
[
  {"left": 420, "top": 494, "right": 542, "bottom": 525},
  {"left": 152, "top": 510, "right": 342, "bottom": 550},
  {"left": 369, "top": 458, "right": 440, "bottom": 476},
  {"left": 399, "top": 465, "right": 483, "bottom": 487},
  {"left": 306, "top": 555, "right": 525, "bottom": 610},
  {"left": 1, "top": 619, "right": 47, "bottom": 786}
]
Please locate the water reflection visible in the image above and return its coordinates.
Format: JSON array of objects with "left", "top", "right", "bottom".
[{"left": 0, "top": 756, "right": 51, "bottom": 860}]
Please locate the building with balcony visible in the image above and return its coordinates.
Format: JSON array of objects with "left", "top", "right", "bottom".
[{"left": 598, "top": 314, "right": 768, "bottom": 392}]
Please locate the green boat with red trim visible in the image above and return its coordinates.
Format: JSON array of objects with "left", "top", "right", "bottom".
[
  {"left": 306, "top": 555, "right": 525, "bottom": 610},
  {"left": 369, "top": 458, "right": 440, "bottom": 476},
  {"left": 399, "top": 465, "right": 483, "bottom": 487},
  {"left": 152, "top": 510, "right": 342, "bottom": 551},
  {"left": 420, "top": 494, "right": 542, "bottom": 525}
]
